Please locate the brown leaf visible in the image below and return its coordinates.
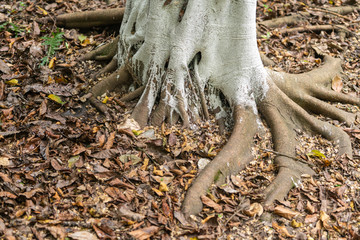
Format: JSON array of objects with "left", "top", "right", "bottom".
[
  {"left": 105, "top": 187, "right": 124, "bottom": 200},
  {"left": 68, "top": 231, "right": 98, "bottom": 240},
  {"left": 273, "top": 206, "right": 299, "bottom": 220},
  {"left": 118, "top": 205, "right": 145, "bottom": 221},
  {"left": 0, "top": 172, "right": 12, "bottom": 183},
  {"left": 201, "top": 195, "right": 222, "bottom": 212},
  {"left": 92, "top": 224, "right": 113, "bottom": 240},
  {"left": 104, "top": 131, "right": 116, "bottom": 150},
  {"left": 304, "top": 214, "right": 319, "bottom": 224},
  {"left": 168, "top": 133, "right": 177, "bottom": 147},
  {"left": 0, "top": 191, "right": 17, "bottom": 199},
  {"left": 272, "top": 221, "right": 295, "bottom": 238},
  {"left": 305, "top": 201, "right": 316, "bottom": 214},
  {"left": 0, "top": 60, "right": 10, "bottom": 74},
  {"left": 21, "top": 189, "right": 43, "bottom": 199},
  {"left": 47, "top": 226, "right": 66, "bottom": 239},
  {"left": 90, "top": 149, "right": 120, "bottom": 159},
  {"left": 0, "top": 157, "right": 10, "bottom": 166},
  {"left": 243, "top": 203, "right": 263, "bottom": 217},
  {"left": 51, "top": 159, "right": 66, "bottom": 171},
  {"left": 319, "top": 211, "right": 332, "bottom": 230},
  {"left": 39, "top": 99, "right": 47, "bottom": 116},
  {"left": 331, "top": 75, "right": 343, "bottom": 92},
  {"left": 128, "top": 226, "right": 159, "bottom": 240}
]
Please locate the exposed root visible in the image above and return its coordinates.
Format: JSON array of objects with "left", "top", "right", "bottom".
[
  {"left": 279, "top": 24, "right": 351, "bottom": 35},
  {"left": 120, "top": 86, "right": 145, "bottom": 102},
  {"left": 182, "top": 105, "right": 258, "bottom": 217},
  {"left": 259, "top": 5, "right": 360, "bottom": 28},
  {"left": 92, "top": 58, "right": 118, "bottom": 80},
  {"left": 182, "top": 55, "right": 356, "bottom": 217},
  {"left": 90, "top": 66, "right": 131, "bottom": 98},
  {"left": 56, "top": 8, "right": 125, "bottom": 28},
  {"left": 81, "top": 36, "right": 119, "bottom": 61},
  {"left": 260, "top": 52, "right": 275, "bottom": 67},
  {"left": 85, "top": 66, "right": 131, "bottom": 117}
]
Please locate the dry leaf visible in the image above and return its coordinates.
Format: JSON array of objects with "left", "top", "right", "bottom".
[
  {"left": 272, "top": 221, "right": 295, "bottom": 238},
  {"left": 201, "top": 195, "right": 222, "bottom": 212},
  {"left": 273, "top": 206, "right": 299, "bottom": 219},
  {"left": 331, "top": 75, "right": 343, "bottom": 92},
  {"left": 0, "top": 157, "right": 10, "bottom": 166},
  {"left": 243, "top": 203, "right": 263, "bottom": 217},
  {"left": 128, "top": 226, "right": 159, "bottom": 240},
  {"left": 68, "top": 231, "right": 98, "bottom": 240},
  {"left": 159, "top": 182, "right": 169, "bottom": 192},
  {"left": 319, "top": 211, "right": 332, "bottom": 230}
]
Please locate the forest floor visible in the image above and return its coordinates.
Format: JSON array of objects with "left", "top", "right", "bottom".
[{"left": 0, "top": 0, "right": 360, "bottom": 239}]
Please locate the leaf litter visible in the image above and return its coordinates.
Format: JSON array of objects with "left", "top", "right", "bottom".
[{"left": 0, "top": 0, "right": 359, "bottom": 239}]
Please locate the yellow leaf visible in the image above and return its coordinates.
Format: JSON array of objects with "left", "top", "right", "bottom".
[
  {"left": 48, "top": 57, "right": 56, "bottom": 69},
  {"left": 153, "top": 166, "right": 164, "bottom": 176},
  {"left": 290, "top": 219, "right": 303, "bottom": 228},
  {"left": 80, "top": 38, "right": 91, "bottom": 47},
  {"left": 152, "top": 187, "right": 164, "bottom": 196},
  {"left": 47, "top": 76, "right": 54, "bottom": 84},
  {"left": 36, "top": 6, "right": 48, "bottom": 15},
  {"left": 102, "top": 95, "right": 109, "bottom": 104},
  {"left": 132, "top": 129, "right": 144, "bottom": 136},
  {"left": 48, "top": 94, "right": 66, "bottom": 105},
  {"left": 5, "top": 79, "right": 19, "bottom": 86},
  {"left": 159, "top": 182, "right": 169, "bottom": 192},
  {"left": 68, "top": 155, "right": 80, "bottom": 168}
]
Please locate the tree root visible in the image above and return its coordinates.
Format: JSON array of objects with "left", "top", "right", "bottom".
[
  {"left": 182, "top": 105, "right": 258, "bottom": 217},
  {"left": 120, "top": 86, "right": 145, "bottom": 102},
  {"left": 81, "top": 36, "right": 119, "bottom": 61},
  {"left": 56, "top": 8, "right": 125, "bottom": 28},
  {"left": 182, "top": 55, "right": 356, "bottom": 217},
  {"left": 90, "top": 66, "right": 131, "bottom": 98},
  {"left": 259, "top": 5, "right": 360, "bottom": 28},
  {"left": 279, "top": 24, "right": 351, "bottom": 35}
]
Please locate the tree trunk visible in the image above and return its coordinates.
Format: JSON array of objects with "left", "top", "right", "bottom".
[
  {"left": 117, "top": 0, "right": 269, "bottom": 127},
  {"left": 56, "top": 0, "right": 358, "bottom": 217}
]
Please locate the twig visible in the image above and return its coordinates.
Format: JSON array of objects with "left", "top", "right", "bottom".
[{"left": 260, "top": 148, "right": 314, "bottom": 167}]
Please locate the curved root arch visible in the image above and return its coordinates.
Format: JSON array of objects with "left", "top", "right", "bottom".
[{"left": 118, "top": 0, "right": 269, "bottom": 127}]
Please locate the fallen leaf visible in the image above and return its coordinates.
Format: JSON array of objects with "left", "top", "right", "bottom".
[
  {"left": 0, "top": 157, "right": 10, "bottom": 166},
  {"left": 331, "top": 75, "right": 343, "bottom": 92},
  {"left": 104, "top": 131, "right": 116, "bottom": 150},
  {"left": 304, "top": 214, "right": 318, "bottom": 224},
  {"left": 272, "top": 221, "right": 295, "bottom": 238},
  {"left": 5, "top": 79, "right": 19, "bottom": 86},
  {"left": 243, "top": 202, "right": 263, "bottom": 217},
  {"left": 68, "top": 155, "right": 80, "bottom": 168},
  {"left": 152, "top": 187, "right": 164, "bottom": 196},
  {"left": 68, "top": 231, "right": 98, "bottom": 240},
  {"left": 159, "top": 182, "right": 169, "bottom": 192},
  {"left": 128, "top": 226, "right": 159, "bottom": 240},
  {"left": 201, "top": 195, "right": 222, "bottom": 212},
  {"left": 0, "top": 60, "right": 10, "bottom": 74},
  {"left": 48, "top": 94, "right": 66, "bottom": 105},
  {"left": 273, "top": 206, "right": 299, "bottom": 219},
  {"left": 90, "top": 149, "right": 120, "bottom": 159},
  {"left": 291, "top": 219, "right": 303, "bottom": 228},
  {"left": 118, "top": 205, "right": 145, "bottom": 221},
  {"left": 0, "top": 191, "right": 17, "bottom": 199},
  {"left": 319, "top": 211, "right": 332, "bottom": 230}
]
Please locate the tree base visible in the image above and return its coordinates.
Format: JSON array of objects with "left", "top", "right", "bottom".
[{"left": 56, "top": 5, "right": 358, "bottom": 218}]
